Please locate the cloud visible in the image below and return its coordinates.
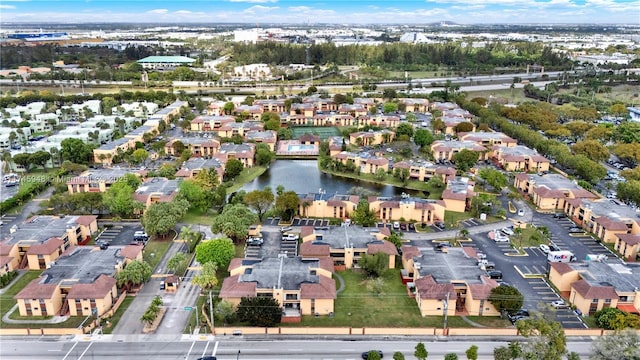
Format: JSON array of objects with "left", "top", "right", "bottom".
[
  {"left": 229, "top": 0, "right": 277, "bottom": 3},
  {"left": 146, "top": 9, "right": 169, "bottom": 14},
  {"left": 0, "top": 4, "right": 16, "bottom": 9},
  {"left": 243, "top": 5, "right": 279, "bottom": 13}
]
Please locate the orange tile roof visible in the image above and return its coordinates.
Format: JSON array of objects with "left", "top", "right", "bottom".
[
  {"left": 550, "top": 262, "right": 574, "bottom": 275},
  {"left": 300, "top": 242, "right": 331, "bottom": 257},
  {"left": 26, "top": 237, "right": 64, "bottom": 255},
  {"left": 300, "top": 275, "right": 336, "bottom": 299},
  {"left": 367, "top": 241, "right": 398, "bottom": 256},
  {"left": 14, "top": 279, "right": 58, "bottom": 299},
  {"left": 571, "top": 279, "right": 619, "bottom": 300},
  {"left": 219, "top": 275, "right": 256, "bottom": 298}
]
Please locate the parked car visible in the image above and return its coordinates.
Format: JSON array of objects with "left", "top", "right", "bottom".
[
  {"left": 134, "top": 231, "right": 149, "bottom": 241},
  {"left": 399, "top": 223, "right": 407, "bottom": 231},
  {"left": 549, "top": 244, "right": 561, "bottom": 252},
  {"left": 551, "top": 300, "right": 569, "bottom": 309},
  {"left": 553, "top": 213, "right": 566, "bottom": 219},
  {"left": 488, "top": 270, "right": 503, "bottom": 279},
  {"left": 517, "top": 209, "right": 525, "bottom": 216},
  {"left": 247, "top": 237, "right": 263, "bottom": 246},
  {"left": 362, "top": 350, "right": 384, "bottom": 359},
  {"left": 434, "top": 221, "right": 446, "bottom": 229},
  {"left": 280, "top": 226, "right": 292, "bottom": 233},
  {"left": 408, "top": 223, "right": 415, "bottom": 231},
  {"left": 197, "top": 357, "right": 217, "bottom": 360},
  {"left": 539, "top": 244, "right": 550, "bottom": 254},
  {"left": 393, "top": 221, "right": 400, "bottom": 230},
  {"left": 569, "top": 227, "right": 584, "bottom": 233},
  {"left": 501, "top": 227, "right": 515, "bottom": 236},
  {"left": 283, "top": 233, "right": 299, "bottom": 241}
]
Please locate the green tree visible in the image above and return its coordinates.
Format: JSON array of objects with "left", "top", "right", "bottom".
[
  {"left": 223, "top": 102, "right": 235, "bottom": 115},
  {"left": 613, "top": 121, "right": 640, "bottom": 144},
  {"left": 243, "top": 188, "right": 274, "bottom": 222},
  {"left": 395, "top": 123, "right": 414, "bottom": 138},
  {"left": 516, "top": 316, "right": 567, "bottom": 360},
  {"left": 591, "top": 328, "right": 639, "bottom": 360},
  {"left": 214, "top": 299, "right": 236, "bottom": 325},
  {"left": 195, "top": 238, "right": 235, "bottom": 269},
  {"left": 595, "top": 308, "right": 625, "bottom": 329},
  {"left": 275, "top": 190, "right": 300, "bottom": 221},
  {"left": 392, "top": 351, "right": 405, "bottom": 360},
  {"left": 211, "top": 203, "right": 258, "bottom": 241},
  {"left": 60, "top": 138, "right": 93, "bottom": 164},
  {"left": 493, "top": 346, "right": 510, "bottom": 360},
  {"left": 166, "top": 252, "right": 186, "bottom": 274},
  {"left": 236, "top": 296, "right": 282, "bottom": 327},
  {"left": 255, "top": 143, "right": 274, "bottom": 166},
  {"left": 223, "top": 158, "right": 244, "bottom": 181},
  {"left": 191, "top": 261, "right": 219, "bottom": 290},
  {"left": 29, "top": 150, "right": 51, "bottom": 169},
  {"left": 359, "top": 252, "right": 389, "bottom": 278},
  {"left": 101, "top": 96, "right": 118, "bottom": 115},
  {"left": 178, "top": 179, "right": 213, "bottom": 212},
  {"left": 452, "top": 149, "right": 479, "bottom": 172},
  {"left": 351, "top": 199, "right": 377, "bottom": 227},
  {"left": 571, "top": 140, "right": 609, "bottom": 162},
  {"left": 375, "top": 167, "right": 387, "bottom": 180},
  {"left": 103, "top": 182, "right": 143, "bottom": 217},
  {"left": 454, "top": 122, "right": 474, "bottom": 133},
  {"left": 115, "top": 260, "right": 152, "bottom": 288},
  {"left": 444, "top": 354, "right": 458, "bottom": 360},
  {"left": 465, "top": 345, "right": 478, "bottom": 360},
  {"left": 567, "top": 352, "right": 581, "bottom": 360},
  {"left": 261, "top": 112, "right": 281, "bottom": 131},
  {"left": 142, "top": 199, "right": 189, "bottom": 237},
  {"left": 414, "top": 342, "right": 428, "bottom": 360},
  {"left": 365, "top": 351, "right": 382, "bottom": 360},
  {"left": 488, "top": 285, "right": 524, "bottom": 313},
  {"left": 478, "top": 167, "right": 507, "bottom": 191},
  {"left": 413, "top": 128, "right": 435, "bottom": 147},
  {"left": 131, "top": 148, "right": 149, "bottom": 165},
  {"left": 12, "top": 153, "right": 31, "bottom": 170}
]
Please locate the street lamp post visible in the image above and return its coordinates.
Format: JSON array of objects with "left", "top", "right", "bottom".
[{"left": 237, "top": 350, "right": 241, "bottom": 360}]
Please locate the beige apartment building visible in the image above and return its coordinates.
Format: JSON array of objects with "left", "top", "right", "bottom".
[{"left": 219, "top": 256, "right": 337, "bottom": 321}]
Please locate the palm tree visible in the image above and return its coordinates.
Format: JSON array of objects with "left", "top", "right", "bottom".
[
  {"left": 513, "top": 227, "right": 523, "bottom": 250},
  {"left": 8, "top": 131, "right": 17, "bottom": 148}
]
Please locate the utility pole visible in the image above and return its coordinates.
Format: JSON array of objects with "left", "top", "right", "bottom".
[
  {"left": 209, "top": 291, "right": 214, "bottom": 335},
  {"left": 443, "top": 292, "right": 450, "bottom": 332},
  {"left": 195, "top": 305, "right": 199, "bottom": 333}
]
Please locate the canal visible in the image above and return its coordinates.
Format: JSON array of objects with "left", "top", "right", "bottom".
[{"left": 241, "top": 160, "right": 412, "bottom": 196}]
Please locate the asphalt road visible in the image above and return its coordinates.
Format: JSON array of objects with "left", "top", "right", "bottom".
[{"left": 0, "top": 338, "right": 595, "bottom": 360}]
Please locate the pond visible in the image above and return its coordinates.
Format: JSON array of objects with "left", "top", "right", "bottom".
[{"left": 241, "top": 160, "right": 413, "bottom": 197}]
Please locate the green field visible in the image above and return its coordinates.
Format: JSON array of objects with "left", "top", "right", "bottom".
[{"left": 291, "top": 126, "right": 340, "bottom": 140}]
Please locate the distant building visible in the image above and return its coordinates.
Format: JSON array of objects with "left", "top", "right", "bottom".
[
  {"left": 628, "top": 107, "right": 640, "bottom": 122},
  {"left": 133, "top": 177, "right": 181, "bottom": 209}
]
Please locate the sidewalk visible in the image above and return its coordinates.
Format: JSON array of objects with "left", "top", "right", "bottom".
[{"left": 2, "top": 304, "right": 69, "bottom": 324}]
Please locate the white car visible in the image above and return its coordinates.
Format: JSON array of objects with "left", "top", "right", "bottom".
[
  {"left": 283, "top": 233, "right": 299, "bottom": 241},
  {"left": 551, "top": 300, "right": 569, "bottom": 309},
  {"left": 393, "top": 221, "right": 400, "bottom": 230},
  {"left": 539, "top": 244, "right": 550, "bottom": 254},
  {"left": 517, "top": 209, "right": 525, "bottom": 216},
  {"left": 501, "top": 227, "right": 515, "bottom": 236}
]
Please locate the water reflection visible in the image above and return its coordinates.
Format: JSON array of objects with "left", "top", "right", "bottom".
[{"left": 241, "top": 160, "right": 413, "bottom": 196}]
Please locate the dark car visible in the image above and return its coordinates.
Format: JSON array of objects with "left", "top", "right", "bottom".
[
  {"left": 399, "top": 223, "right": 407, "bottom": 231},
  {"left": 553, "top": 213, "right": 566, "bottom": 218},
  {"left": 196, "top": 357, "right": 217, "bottom": 360},
  {"left": 362, "top": 350, "right": 384, "bottom": 359},
  {"left": 549, "top": 244, "right": 560, "bottom": 252},
  {"left": 488, "top": 270, "right": 503, "bottom": 279},
  {"left": 434, "top": 221, "right": 446, "bottom": 229},
  {"left": 408, "top": 223, "right": 415, "bottom": 231}
]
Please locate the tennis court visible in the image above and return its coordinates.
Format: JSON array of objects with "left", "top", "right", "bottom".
[{"left": 291, "top": 126, "right": 341, "bottom": 140}]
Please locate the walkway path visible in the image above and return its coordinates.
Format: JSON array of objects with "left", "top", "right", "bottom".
[
  {"left": 2, "top": 304, "right": 68, "bottom": 324},
  {"left": 460, "top": 316, "right": 486, "bottom": 328},
  {"left": 334, "top": 272, "right": 346, "bottom": 294}
]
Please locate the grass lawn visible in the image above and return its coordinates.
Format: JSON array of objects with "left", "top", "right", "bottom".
[
  {"left": 143, "top": 239, "right": 172, "bottom": 270},
  {"left": 443, "top": 211, "right": 472, "bottom": 228},
  {"left": 182, "top": 209, "right": 216, "bottom": 226},
  {"left": 581, "top": 316, "right": 598, "bottom": 329},
  {"left": 283, "top": 269, "right": 509, "bottom": 328},
  {"left": 101, "top": 296, "right": 134, "bottom": 334},
  {"left": 510, "top": 225, "right": 547, "bottom": 249},
  {"left": 225, "top": 166, "right": 267, "bottom": 194}
]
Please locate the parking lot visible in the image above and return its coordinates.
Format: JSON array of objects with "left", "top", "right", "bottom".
[
  {"left": 245, "top": 229, "right": 298, "bottom": 259},
  {"left": 376, "top": 222, "right": 417, "bottom": 233},
  {"left": 95, "top": 223, "right": 145, "bottom": 246},
  {"left": 291, "top": 218, "right": 330, "bottom": 227}
]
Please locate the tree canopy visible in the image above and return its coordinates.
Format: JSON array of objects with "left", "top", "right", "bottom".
[
  {"left": 236, "top": 296, "right": 282, "bottom": 327},
  {"left": 488, "top": 285, "right": 524, "bottom": 313},
  {"left": 244, "top": 188, "right": 274, "bottom": 222},
  {"left": 359, "top": 252, "right": 389, "bottom": 278},
  {"left": 191, "top": 261, "right": 219, "bottom": 290},
  {"left": 452, "top": 149, "right": 480, "bottom": 172},
  {"left": 211, "top": 203, "right": 258, "bottom": 241},
  {"left": 115, "top": 260, "right": 152, "bottom": 288},
  {"left": 195, "top": 238, "right": 235, "bottom": 269},
  {"left": 141, "top": 199, "right": 189, "bottom": 237},
  {"left": 351, "top": 198, "right": 377, "bottom": 227}
]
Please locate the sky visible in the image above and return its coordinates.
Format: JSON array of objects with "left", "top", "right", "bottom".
[{"left": 1, "top": 0, "right": 639, "bottom": 25}]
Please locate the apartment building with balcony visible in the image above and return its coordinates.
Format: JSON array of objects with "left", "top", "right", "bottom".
[
  {"left": 214, "top": 142, "right": 256, "bottom": 168},
  {"left": 431, "top": 140, "right": 488, "bottom": 162},
  {"left": 401, "top": 246, "right": 500, "bottom": 317},
  {"left": 514, "top": 173, "right": 597, "bottom": 211},
  {"left": 442, "top": 177, "right": 476, "bottom": 213},
  {"left": 549, "top": 261, "right": 640, "bottom": 316},
  {"left": 67, "top": 168, "right": 145, "bottom": 195},
  {"left": 392, "top": 160, "right": 456, "bottom": 183},
  {"left": 0, "top": 215, "right": 98, "bottom": 271},
  {"left": 299, "top": 226, "right": 397, "bottom": 271},
  {"left": 219, "top": 256, "right": 336, "bottom": 322},
  {"left": 297, "top": 193, "right": 359, "bottom": 219},
  {"left": 190, "top": 115, "right": 235, "bottom": 132},
  {"left": 133, "top": 177, "right": 180, "bottom": 208},
  {"left": 174, "top": 157, "right": 225, "bottom": 184},
  {"left": 349, "top": 129, "right": 395, "bottom": 146},
  {"left": 164, "top": 137, "right": 221, "bottom": 157},
  {"left": 332, "top": 151, "right": 389, "bottom": 174},
  {"left": 564, "top": 198, "right": 640, "bottom": 245}
]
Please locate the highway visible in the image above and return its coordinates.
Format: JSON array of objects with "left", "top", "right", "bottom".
[{"left": 0, "top": 337, "right": 595, "bottom": 359}]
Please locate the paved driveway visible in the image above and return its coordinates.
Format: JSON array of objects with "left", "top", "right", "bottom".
[{"left": 96, "top": 222, "right": 145, "bottom": 246}]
